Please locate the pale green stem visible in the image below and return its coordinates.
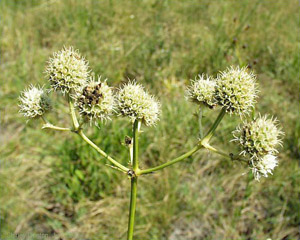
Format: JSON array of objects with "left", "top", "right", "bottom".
[
  {"left": 127, "top": 177, "right": 137, "bottom": 240},
  {"left": 204, "top": 144, "right": 248, "bottom": 162},
  {"left": 138, "top": 109, "right": 227, "bottom": 175},
  {"left": 77, "top": 130, "right": 129, "bottom": 173},
  {"left": 139, "top": 145, "right": 202, "bottom": 175},
  {"left": 68, "top": 95, "right": 79, "bottom": 130},
  {"left": 198, "top": 107, "right": 204, "bottom": 139},
  {"left": 127, "top": 120, "right": 140, "bottom": 240},
  {"left": 201, "top": 108, "right": 226, "bottom": 144},
  {"left": 42, "top": 123, "right": 71, "bottom": 132}
]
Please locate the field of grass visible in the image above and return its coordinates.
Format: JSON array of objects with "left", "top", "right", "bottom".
[{"left": 1, "top": 0, "right": 299, "bottom": 239}]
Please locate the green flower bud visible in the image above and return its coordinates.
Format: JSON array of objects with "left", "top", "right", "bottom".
[
  {"left": 215, "top": 66, "right": 258, "bottom": 117},
  {"left": 75, "top": 77, "right": 115, "bottom": 123},
  {"left": 232, "top": 114, "right": 283, "bottom": 158},
  {"left": 19, "top": 85, "right": 51, "bottom": 118},
  {"left": 186, "top": 74, "right": 216, "bottom": 108},
  {"left": 116, "top": 82, "right": 160, "bottom": 126},
  {"left": 46, "top": 46, "right": 89, "bottom": 95}
]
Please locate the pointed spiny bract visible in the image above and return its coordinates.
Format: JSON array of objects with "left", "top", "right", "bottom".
[
  {"left": 232, "top": 114, "right": 283, "bottom": 181},
  {"left": 19, "top": 85, "right": 51, "bottom": 118},
  {"left": 46, "top": 46, "right": 89, "bottom": 95},
  {"left": 215, "top": 66, "right": 258, "bottom": 117},
  {"left": 116, "top": 82, "right": 160, "bottom": 126},
  {"left": 75, "top": 76, "right": 115, "bottom": 123},
  {"left": 186, "top": 74, "right": 216, "bottom": 108}
]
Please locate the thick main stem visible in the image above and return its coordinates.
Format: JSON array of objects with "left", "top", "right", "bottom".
[
  {"left": 127, "top": 120, "right": 140, "bottom": 240},
  {"left": 127, "top": 177, "right": 137, "bottom": 240}
]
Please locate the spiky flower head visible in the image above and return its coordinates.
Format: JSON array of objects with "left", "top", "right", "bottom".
[
  {"left": 251, "top": 154, "right": 278, "bottom": 181},
  {"left": 75, "top": 76, "right": 115, "bottom": 123},
  {"left": 19, "top": 85, "right": 51, "bottom": 118},
  {"left": 215, "top": 66, "right": 257, "bottom": 117},
  {"left": 232, "top": 114, "right": 283, "bottom": 158},
  {"left": 46, "top": 46, "right": 89, "bottom": 95},
  {"left": 232, "top": 114, "right": 283, "bottom": 181},
  {"left": 116, "top": 82, "right": 160, "bottom": 126},
  {"left": 186, "top": 74, "right": 216, "bottom": 108}
]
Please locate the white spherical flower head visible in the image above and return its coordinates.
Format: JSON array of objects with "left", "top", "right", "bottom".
[
  {"left": 46, "top": 46, "right": 89, "bottom": 95},
  {"left": 186, "top": 74, "right": 216, "bottom": 108},
  {"left": 215, "top": 66, "right": 258, "bottom": 116},
  {"left": 117, "top": 82, "right": 160, "bottom": 126},
  {"left": 251, "top": 154, "right": 278, "bottom": 181},
  {"left": 19, "top": 85, "right": 51, "bottom": 118},
  {"left": 232, "top": 114, "right": 283, "bottom": 158},
  {"left": 75, "top": 77, "right": 115, "bottom": 123}
]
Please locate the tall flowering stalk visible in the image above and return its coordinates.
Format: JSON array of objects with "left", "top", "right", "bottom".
[{"left": 19, "top": 47, "right": 284, "bottom": 240}]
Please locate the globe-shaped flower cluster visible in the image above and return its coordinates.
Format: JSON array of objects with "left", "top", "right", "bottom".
[
  {"left": 75, "top": 77, "right": 115, "bottom": 123},
  {"left": 116, "top": 82, "right": 160, "bottom": 126},
  {"left": 232, "top": 115, "right": 283, "bottom": 180},
  {"left": 19, "top": 85, "right": 51, "bottom": 118},
  {"left": 187, "top": 66, "right": 258, "bottom": 117},
  {"left": 46, "top": 46, "right": 89, "bottom": 95},
  {"left": 186, "top": 74, "right": 216, "bottom": 108}
]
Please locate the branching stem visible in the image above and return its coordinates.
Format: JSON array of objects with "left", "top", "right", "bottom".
[{"left": 127, "top": 120, "right": 140, "bottom": 240}]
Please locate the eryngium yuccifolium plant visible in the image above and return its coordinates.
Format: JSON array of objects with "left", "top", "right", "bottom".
[
  {"left": 232, "top": 115, "right": 283, "bottom": 180},
  {"left": 117, "top": 82, "right": 160, "bottom": 126},
  {"left": 46, "top": 46, "right": 89, "bottom": 95},
  {"left": 186, "top": 74, "right": 216, "bottom": 108},
  {"left": 19, "top": 85, "right": 51, "bottom": 118},
  {"left": 75, "top": 77, "right": 115, "bottom": 123},
  {"left": 19, "top": 50, "right": 285, "bottom": 239},
  {"left": 215, "top": 66, "right": 258, "bottom": 116}
]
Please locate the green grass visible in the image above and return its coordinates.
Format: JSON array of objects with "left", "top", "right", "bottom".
[{"left": 0, "top": 0, "right": 299, "bottom": 239}]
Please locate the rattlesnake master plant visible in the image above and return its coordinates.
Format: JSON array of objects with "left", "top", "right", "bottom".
[{"left": 19, "top": 46, "right": 284, "bottom": 240}]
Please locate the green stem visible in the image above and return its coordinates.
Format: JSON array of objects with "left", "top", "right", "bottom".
[
  {"left": 204, "top": 144, "right": 248, "bottom": 162},
  {"left": 68, "top": 95, "right": 79, "bottom": 130},
  {"left": 78, "top": 130, "right": 129, "bottom": 173},
  {"left": 202, "top": 108, "right": 226, "bottom": 144},
  {"left": 198, "top": 107, "right": 204, "bottom": 139},
  {"left": 127, "top": 120, "right": 140, "bottom": 240},
  {"left": 132, "top": 120, "right": 139, "bottom": 172},
  {"left": 139, "top": 145, "right": 202, "bottom": 175},
  {"left": 127, "top": 177, "right": 137, "bottom": 240},
  {"left": 42, "top": 123, "right": 71, "bottom": 132}
]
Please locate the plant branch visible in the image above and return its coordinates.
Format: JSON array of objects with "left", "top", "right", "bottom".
[
  {"left": 198, "top": 107, "right": 204, "bottom": 139},
  {"left": 201, "top": 108, "right": 226, "bottom": 144},
  {"left": 77, "top": 130, "right": 129, "bottom": 173},
  {"left": 42, "top": 123, "right": 71, "bottom": 132},
  {"left": 204, "top": 144, "right": 248, "bottom": 162},
  {"left": 127, "top": 119, "right": 140, "bottom": 240},
  {"left": 138, "top": 145, "right": 202, "bottom": 175},
  {"left": 68, "top": 95, "right": 79, "bottom": 130}
]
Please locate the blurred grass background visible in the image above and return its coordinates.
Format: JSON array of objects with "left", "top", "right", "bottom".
[{"left": 0, "top": 0, "right": 299, "bottom": 239}]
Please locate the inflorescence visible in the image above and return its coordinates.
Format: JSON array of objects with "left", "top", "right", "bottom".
[
  {"left": 232, "top": 115, "right": 283, "bottom": 180},
  {"left": 116, "top": 82, "right": 160, "bottom": 126},
  {"left": 75, "top": 76, "right": 115, "bottom": 123},
  {"left": 19, "top": 85, "right": 51, "bottom": 118},
  {"left": 46, "top": 46, "right": 90, "bottom": 95},
  {"left": 20, "top": 46, "right": 283, "bottom": 181}
]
